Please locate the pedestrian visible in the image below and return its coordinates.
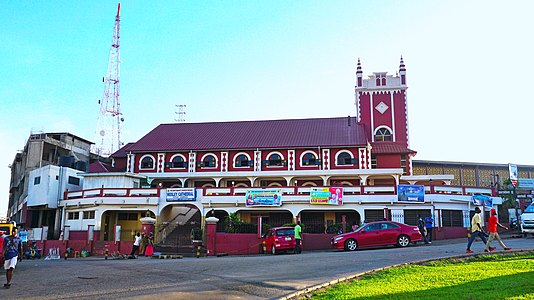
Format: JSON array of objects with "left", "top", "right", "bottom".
[
  {"left": 145, "top": 232, "right": 154, "bottom": 256},
  {"left": 351, "top": 221, "right": 359, "bottom": 232},
  {"left": 424, "top": 215, "right": 434, "bottom": 242},
  {"left": 294, "top": 221, "right": 302, "bottom": 254},
  {"left": 3, "top": 228, "right": 21, "bottom": 289},
  {"left": 139, "top": 233, "right": 148, "bottom": 255},
  {"left": 484, "top": 208, "right": 512, "bottom": 252},
  {"left": 466, "top": 206, "right": 492, "bottom": 253},
  {"left": 129, "top": 232, "right": 142, "bottom": 258},
  {"left": 417, "top": 215, "right": 430, "bottom": 244}
]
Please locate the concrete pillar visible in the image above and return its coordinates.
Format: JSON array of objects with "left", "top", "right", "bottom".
[{"left": 205, "top": 217, "right": 219, "bottom": 256}]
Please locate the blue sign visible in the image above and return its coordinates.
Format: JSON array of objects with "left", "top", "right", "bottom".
[
  {"left": 19, "top": 230, "right": 28, "bottom": 243},
  {"left": 519, "top": 178, "right": 534, "bottom": 189},
  {"left": 166, "top": 188, "right": 196, "bottom": 201},
  {"left": 397, "top": 185, "right": 425, "bottom": 202},
  {"left": 472, "top": 194, "right": 493, "bottom": 208}
]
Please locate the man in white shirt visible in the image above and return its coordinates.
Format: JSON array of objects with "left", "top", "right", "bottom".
[{"left": 129, "top": 232, "right": 142, "bottom": 258}]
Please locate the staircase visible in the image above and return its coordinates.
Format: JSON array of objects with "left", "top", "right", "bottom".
[{"left": 154, "top": 207, "right": 202, "bottom": 256}]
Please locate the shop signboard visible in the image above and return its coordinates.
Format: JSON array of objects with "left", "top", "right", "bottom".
[
  {"left": 518, "top": 178, "right": 534, "bottom": 189},
  {"left": 310, "top": 187, "right": 343, "bottom": 205},
  {"left": 472, "top": 194, "right": 493, "bottom": 208},
  {"left": 397, "top": 185, "right": 425, "bottom": 202},
  {"left": 166, "top": 188, "right": 196, "bottom": 201},
  {"left": 245, "top": 189, "right": 282, "bottom": 207},
  {"left": 509, "top": 164, "right": 518, "bottom": 187}
]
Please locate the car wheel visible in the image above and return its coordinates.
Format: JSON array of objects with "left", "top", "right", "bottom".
[
  {"left": 344, "top": 239, "right": 358, "bottom": 251},
  {"left": 397, "top": 235, "right": 410, "bottom": 247},
  {"left": 271, "top": 245, "right": 277, "bottom": 255}
]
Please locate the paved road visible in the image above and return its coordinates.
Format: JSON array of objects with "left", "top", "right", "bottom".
[{"left": 1, "top": 236, "right": 533, "bottom": 300}]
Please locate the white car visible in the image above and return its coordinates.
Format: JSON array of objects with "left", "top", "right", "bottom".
[{"left": 520, "top": 204, "right": 534, "bottom": 235}]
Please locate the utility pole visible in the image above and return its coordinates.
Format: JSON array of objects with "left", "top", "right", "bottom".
[
  {"left": 175, "top": 104, "right": 187, "bottom": 122},
  {"left": 95, "top": 3, "right": 124, "bottom": 156}
]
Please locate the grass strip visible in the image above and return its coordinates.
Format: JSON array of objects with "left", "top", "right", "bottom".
[{"left": 311, "top": 252, "right": 534, "bottom": 300}]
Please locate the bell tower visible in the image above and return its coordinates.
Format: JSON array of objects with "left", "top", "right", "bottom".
[{"left": 355, "top": 57, "right": 409, "bottom": 147}]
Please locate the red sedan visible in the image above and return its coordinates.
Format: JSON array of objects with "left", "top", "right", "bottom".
[
  {"left": 261, "top": 226, "right": 296, "bottom": 255},
  {"left": 331, "top": 221, "right": 422, "bottom": 251}
]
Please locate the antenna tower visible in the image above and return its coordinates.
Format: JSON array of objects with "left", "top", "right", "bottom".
[
  {"left": 175, "top": 104, "right": 187, "bottom": 122},
  {"left": 95, "top": 3, "right": 123, "bottom": 156}
]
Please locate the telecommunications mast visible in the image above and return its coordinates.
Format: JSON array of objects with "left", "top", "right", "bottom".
[
  {"left": 175, "top": 104, "right": 187, "bottom": 122},
  {"left": 95, "top": 3, "right": 123, "bottom": 156}
]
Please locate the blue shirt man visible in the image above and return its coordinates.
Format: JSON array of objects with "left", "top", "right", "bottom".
[
  {"left": 424, "top": 216, "right": 433, "bottom": 242},
  {"left": 3, "top": 230, "right": 21, "bottom": 288}
]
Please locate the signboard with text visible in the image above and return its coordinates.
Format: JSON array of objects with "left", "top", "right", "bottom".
[
  {"left": 166, "top": 188, "right": 196, "bottom": 202},
  {"left": 245, "top": 189, "right": 282, "bottom": 207},
  {"left": 397, "top": 185, "right": 425, "bottom": 202},
  {"left": 472, "top": 194, "right": 493, "bottom": 208},
  {"left": 310, "top": 187, "right": 343, "bottom": 205}
]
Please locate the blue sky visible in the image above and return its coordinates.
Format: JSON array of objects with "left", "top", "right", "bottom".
[{"left": 1, "top": 1, "right": 533, "bottom": 216}]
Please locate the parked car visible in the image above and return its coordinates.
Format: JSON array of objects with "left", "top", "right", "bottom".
[
  {"left": 331, "top": 221, "right": 422, "bottom": 251},
  {"left": 261, "top": 226, "right": 296, "bottom": 255}
]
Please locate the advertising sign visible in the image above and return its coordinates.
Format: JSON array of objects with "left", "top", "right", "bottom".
[
  {"left": 245, "top": 189, "right": 282, "bottom": 207},
  {"left": 310, "top": 187, "right": 343, "bottom": 205},
  {"left": 472, "top": 194, "right": 493, "bottom": 208},
  {"left": 518, "top": 178, "right": 534, "bottom": 189},
  {"left": 166, "top": 188, "right": 196, "bottom": 202},
  {"left": 397, "top": 185, "right": 425, "bottom": 202},
  {"left": 509, "top": 164, "right": 518, "bottom": 187}
]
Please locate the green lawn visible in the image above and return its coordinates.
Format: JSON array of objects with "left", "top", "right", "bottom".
[{"left": 311, "top": 252, "right": 534, "bottom": 300}]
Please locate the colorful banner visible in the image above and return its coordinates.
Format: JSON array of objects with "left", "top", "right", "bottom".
[
  {"left": 245, "top": 189, "right": 282, "bottom": 207},
  {"left": 509, "top": 164, "right": 518, "bottom": 187},
  {"left": 310, "top": 187, "right": 343, "bottom": 205},
  {"left": 397, "top": 185, "right": 425, "bottom": 202},
  {"left": 166, "top": 188, "right": 196, "bottom": 201}
]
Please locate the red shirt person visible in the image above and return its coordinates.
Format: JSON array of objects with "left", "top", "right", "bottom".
[{"left": 484, "top": 208, "right": 511, "bottom": 252}]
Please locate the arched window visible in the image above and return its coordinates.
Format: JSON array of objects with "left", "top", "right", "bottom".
[
  {"left": 375, "top": 127, "right": 393, "bottom": 142},
  {"left": 140, "top": 156, "right": 154, "bottom": 169},
  {"left": 202, "top": 154, "right": 217, "bottom": 168},
  {"left": 235, "top": 154, "right": 250, "bottom": 167},
  {"left": 337, "top": 152, "right": 353, "bottom": 165},
  {"left": 302, "top": 152, "right": 317, "bottom": 166},
  {"left": 267, "top": 153, "right": 282, "bottom": 166},
  {"left": 170, "top": 155, "right": 186, "bottom": 168}
]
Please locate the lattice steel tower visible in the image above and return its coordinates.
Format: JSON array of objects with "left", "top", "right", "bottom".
[{"left": 95, "top": 3, "right": 123, "bottom": 156}]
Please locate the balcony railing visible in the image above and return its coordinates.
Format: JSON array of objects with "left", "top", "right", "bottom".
[
  {"left": 63, "top": 185, "right": 495, "bottom": 200},
  {"left": 64, "top": 188, "right": 160, "bottom": 200}
]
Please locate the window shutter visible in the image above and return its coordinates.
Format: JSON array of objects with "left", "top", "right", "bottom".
[{"left": 164, "top": 162, "right": 172, "bottom": 168}]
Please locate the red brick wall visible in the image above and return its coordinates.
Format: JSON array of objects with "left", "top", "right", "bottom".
[{"left": 215, "top": 233, "right": 260, "bottom": 255}]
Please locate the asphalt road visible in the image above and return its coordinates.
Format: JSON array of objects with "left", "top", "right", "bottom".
[{"left": 1, "top": 235, "right": 533, "bottom": 300}]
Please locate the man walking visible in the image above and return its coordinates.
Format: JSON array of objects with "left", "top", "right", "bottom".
[
  {"left": 417, "top": 215, "right": 430, "bottom": 244},
  {"left": 3, "top": 228, "right": 21, "bottom": 289},
  {"left": 294, "top": 221, "right": 302, "bottom": 254},
  {"left": 484, "top": 208, "right": 512, "bottom": 252},
  {"left": 466, "top": 207, "right": 493, "bottom": 253},
  {"left": 424, "top": 215, "right": 434, "bottom": 242},
  {"left": 129, "top": 232, "right": 142, "bottom": 258}
]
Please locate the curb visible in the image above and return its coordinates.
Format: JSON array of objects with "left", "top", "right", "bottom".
[{"left": 278, "top": 249, "right": 534, "bottom": 300}]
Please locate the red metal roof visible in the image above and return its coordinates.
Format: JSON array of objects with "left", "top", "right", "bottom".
[
  {"left": 128, "top": 117, "right": 367, "bottom": 152},
  {"left": 110, "top": 142, "right": 135, "bottom": 158},
  {"left": 371, "top": 142, "right": 416, "bottom": 154},
  {"left": 89, "top": 161, "right": 114, "bottom": 173}
]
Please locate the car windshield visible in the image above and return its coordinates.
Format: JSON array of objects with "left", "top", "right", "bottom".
[
  {"left": 524, "top": 205, "right": 534, "bottom": 213},
  {"left": 276, "top": 229, "right": 294, "bottom": 236}
]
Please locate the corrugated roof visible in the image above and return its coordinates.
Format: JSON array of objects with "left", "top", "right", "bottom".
[
  {"left": 371, "top": 142, "right": 416, "bottom": 154},
  {"left": 128, "top": 117, "right": 367, "bottom": 152},
  {"left": 110, "top": 142, "right": 136, "bottom": 158},
  {"left": 89, "top": 161, "right": 113, "bottom": 173}
]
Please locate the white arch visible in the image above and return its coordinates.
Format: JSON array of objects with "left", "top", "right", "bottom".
[
  {"left": 373, "top": 125, "right": 393, "bottom": 136},
  {"left": 302, "top": 181, "right": 317, "bottom": 187},
  {"left": 334, "top": 150, "right": 354, "bottom": 166},
  {"left": 169, "top": 154, "right": 187, "bottom": 169},
  {"left": 339, "top": 181, "right": 354, "bottom": 186},
  {"left": 266, "top": 151, "right": 285, "bottom": 167},
  {"left": 202, "top": 183, "right": 215, "bottom": 188},
  {"left": 200, "top": 153, "right": 219, "bottom": 169},
  {"left": 268, "top": 182, "right": 282, "bottom": 187},
  {"left": 299, "top": 150, "right": 319, "bottom": 167},
  {"left": 138, "top": 154, "right": 156, "bottom": 170},
  {"left": 234, "top": 183, "right": 249, "bottom": 188},
  {"left": 233, "top": 152, "right": 252, "bottom": 168}
]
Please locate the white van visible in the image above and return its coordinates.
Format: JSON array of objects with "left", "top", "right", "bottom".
[{"left": 520, "top": 204, "right": 534, "bottom": 235}]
